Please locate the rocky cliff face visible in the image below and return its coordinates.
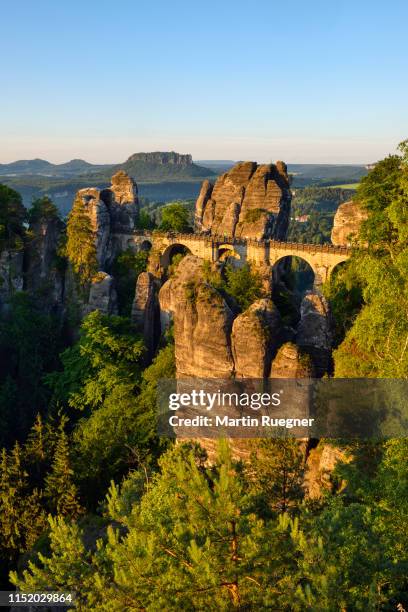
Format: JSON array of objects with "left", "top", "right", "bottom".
[
  {"left": 0, "top": 249, "right": 24, "bottom": 311},
  {"left": 296, "top": 292, "right": 332, "bottom": 376},
  {"left": 331, "top": 200, "right": 368, "bottom": 246},
  {"left": 159, "top": 256, "right": 235, "bottom": 378},
  {"left": 270, "top": 342, "right": 314, "bottom": 378},
  {"left": 25, "top": 214, "right": 66, "bottom": 312},
  {"left": 131, "top": 272, "right": 160, "bottom": 357},
  {"left": 75, "top": 171, "right": 139, "bottom": 271},
  {"left": 84, "top": 272, "right": 118, "bottom": 316},
  {"left": 195, "top": 161, "right": 291, "bottom": 240},
  {"left": 124, "top": 152, "right": 193, "bottom": 166},
  {"left": 231, "top": 299, "right": 281, "bottom": 378}
]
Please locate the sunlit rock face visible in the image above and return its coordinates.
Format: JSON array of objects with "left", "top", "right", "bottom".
[
  {"left": 74, "top": 171, "right": 139, "bottom": 270},
  {"left": 270, "top": 342, "right": 314, "bottom": 378},
  {"left": 331, "top": 200, "right": 368, "bottom": 246},
  {"left": 232, "top": 299, "right": 281, "bottom": 378},
  {"left": 195, "top": 161, "right": 291, "bottom": 240},
  {"left": 159, "top": 255, "right": 235, "bottom": 378}
]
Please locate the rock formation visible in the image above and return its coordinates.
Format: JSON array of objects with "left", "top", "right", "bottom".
[
  {"left": 85, "top": 272, "right": 118, "bottom": 316},
  {"left": 270, "top": 342, "right": 314, "bottom": 378},
  {"left": 131, "top": 272, "right": 160, "bottom": 356},
  {"left": 195, "top": 161, "right": 291, "bottom": 240},
  {"left": 304, "top": 442, "right": 348, "bottom": 499},
  {"left": 0, "top": 249, "right": 24, "bottom": 311},
  {"left": 331, "top": 200, "right": 368, "bottom": 246},
  {"left": 231, "top": 299, "right": 281, "bottom": 377},
  {"left": 159, "top": 256, "right": 235, "bottom": 378},
  {"left": 25, "top": 213, "right": 66, "bottom": 312},
  {"left": 124, "top": 151, "right": 193, "bottom": 166},
  {"left": 296, "top": 292, "right": 332, "bottom": 376},
  {"left": 75, "top": 171, "right": 139, "bottom": 270}
]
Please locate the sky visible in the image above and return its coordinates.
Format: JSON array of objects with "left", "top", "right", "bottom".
[{"left": 1, "top": 0, "right": 407, "bottom": 164}]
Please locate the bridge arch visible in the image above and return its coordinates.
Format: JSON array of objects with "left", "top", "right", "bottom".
[
  {"left": 140, "top": 239, "right": 152, "bottom": 252},
  {"left": 217, "top": 244, "right": 241, "bottom": 263},
  {"left": 160, "top": 242, "right": 192, "bottom": 269},
  {"left": 271, "top": 254, "right": 316, "bottom": 293}
]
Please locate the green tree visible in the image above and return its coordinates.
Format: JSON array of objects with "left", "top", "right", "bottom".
[
  {"left": 111, "top": 249, "right": 148, "bottom": 315},
  {"left": 159, "top": 202, "right": 191, "bottom": 232},
  {"left": 0, "top": 443, "right": 46, "bottom": 562},
  {"left": 246, "top": 438, "right": 305, "bottom": 516},
  {"left": 0, "top": 293, "right": 60, "bottom": 443},
  {"left": 45, "top": 429, "right": 83, "bottom": 519},
  {"left": 223, "top": 263, "right": 265, "bottom": 311},
  {"left": 66, "top": 194, "right": 97, "bottom": 284},
  {"left": 27, "top": 196, "right": 59, "bottom": 224},
  {"left": 12, "top": 442, "right": 300, "bottom": 610},
  {"left": 0, "top": 184, "right": 26, "bottom": 252},
  {"left": 332, "top": 140, "right": 408, "bottom": 376}
]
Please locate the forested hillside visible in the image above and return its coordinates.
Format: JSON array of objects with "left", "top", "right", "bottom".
[{"left": 0, "top": 143, "right": 407, "bottom": 609}]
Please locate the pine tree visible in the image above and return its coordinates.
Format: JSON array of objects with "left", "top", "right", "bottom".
[
  {"left": 0, "top": 443, "right": 46, "bottom": 561},
  {"left": 246, "top": 438, "right": 305, "bottom": 516},
  {"left": 45, "top": 430, "right": 83, "bottom": 519}
]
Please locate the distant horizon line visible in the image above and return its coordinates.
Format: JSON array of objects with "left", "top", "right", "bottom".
[{"left": 0, "top": 155, "right": 373, "bottom": 167}]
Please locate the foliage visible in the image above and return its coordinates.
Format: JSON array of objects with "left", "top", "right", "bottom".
[
  {"left": 223, "top": 263, "right": 265, "bottom": 311},
  {"left": 0, "top": 293, "right": 61, "bottom": 445},
  {"left": 111, "top": 249, "right": 148, "bottom": 315},
  {"left": 45, "top": 429, "right": 83, "bottom": 519},
  {"left": 137, "top": 208, "right": 156, "bottom": 230},
  {"left": 0, "top": 443, "right": 46, "bottom": 563},
  {"left": 246, "top": 438, "right": 305, "bottom": 517},
  {"left": 159, "top": 202, "right": 191, "bottom": 232},
  {"left": 333, "top": 140, "right": 408, "bottom": 376},
  {"left": 11, "top": 438, "right": 408, "bottom": 609},
  {"left": 66, "top": 194, "right": 97, "bottom": 285},
  {"left": 0, "top": 184, "right": 26, "bottom": 252},
  {"left": 27, "top": 196, "right": 59, "bottom": 225}
]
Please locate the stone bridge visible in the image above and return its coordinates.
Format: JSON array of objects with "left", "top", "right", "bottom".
[{"left": 122, "top": 230, "right": 351, "bottom": 287}]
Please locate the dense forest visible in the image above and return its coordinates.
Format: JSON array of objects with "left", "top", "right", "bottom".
[{"left": 0, "top": 143, "right": 407, "bottom": 610}]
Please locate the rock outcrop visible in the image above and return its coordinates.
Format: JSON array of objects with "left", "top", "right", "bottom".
[
  {"left": 75, "top": 171, "right": 139, "bottom": 270},
  {"left": 25, "top": 215, "right": 66, "bottom": 311},
  {"left": 0, "top": 249, "right": 24, "bottom": 311},
  {"left": 85, "top": 272, "right": 118, "bottom": 316},
  {"left": 296, "top": 292, "right": 332, "bottom": 376},
  {"left": 159, "top": 256, "right": 235, "bottom": 378},
  {"left": 231, "top": 299, "right": 281, "bottom": 378},
  {"left": 195, "top": 161, "right": 291, "bottom": 240},
  {"left": 270, "top": 342, "right": 314, "bottom": 378},
  {"left": 304, "top": 442, "right": 348, "bottom": 499},
  {"left": 131, "top": 272, "right": 160, "bottom": 356},
  {"left": 331, "top": 200, "right": 368, "bottom": 246}
]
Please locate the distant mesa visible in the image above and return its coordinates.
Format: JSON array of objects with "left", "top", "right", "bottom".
[
  {"left": 0, "top": 151, "right": 215, "bottom": 181},
  {"left": 116, "top": 151, "right": 216, "bottom": 181}
]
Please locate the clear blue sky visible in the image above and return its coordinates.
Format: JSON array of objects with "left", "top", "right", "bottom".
[{"left": 1, "top": 0, "right": 407, "bottom": 164}]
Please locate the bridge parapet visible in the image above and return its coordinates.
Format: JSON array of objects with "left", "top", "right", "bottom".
[{"left": 131, "top": 229, "right": 351, "bottom": 287}]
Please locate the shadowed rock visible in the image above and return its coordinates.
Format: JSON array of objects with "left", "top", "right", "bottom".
[
  {"left": 296, "top": 292, "right": 332, "bottom": 376},
  {"left": 85, "top": 272, "right": 118, "bottom": 316},
  {"left": 131, "top": 272, "right": 160, "bottom": 356}
]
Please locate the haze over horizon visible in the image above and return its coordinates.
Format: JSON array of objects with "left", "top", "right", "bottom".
[{"left": 1, "top": 0, "right": 407, "bottom": 165}]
